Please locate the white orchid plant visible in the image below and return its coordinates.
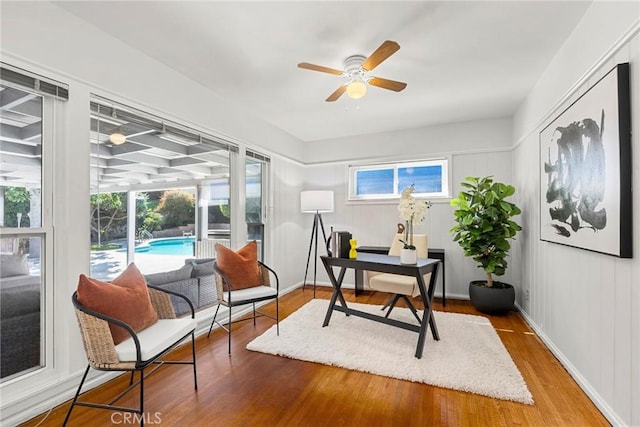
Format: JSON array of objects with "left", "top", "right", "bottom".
[{"left": 398, "top": 184, "right": 432, "bottom": 249}]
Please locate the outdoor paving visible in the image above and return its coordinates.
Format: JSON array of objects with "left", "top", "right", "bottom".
[{"left": 90, "top": 250, "right": 188, "bottom": 281}]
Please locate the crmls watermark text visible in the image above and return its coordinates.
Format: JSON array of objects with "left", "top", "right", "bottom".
[{"left": 111, "top": 412, "right": 162, "bottom": 424}]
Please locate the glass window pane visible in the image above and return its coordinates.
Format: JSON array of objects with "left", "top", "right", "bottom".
[
  {"left": 0, "top": 236, "right": 43, "bottom": 380},
  {"left": 398, "top": 165, "right": 443, "bottom": 193},
  {"left": 90, "top": 188, "right": 201, "bottom": 280},
  {"left": 349, "top": 159, "right": 449, "bottom": 201},
  {"left": 246, "top": 158, "right": 263, "bottom": 260},
  {"left": 90, "top": 191, "right": 129, "bottom": 280},
  {"left": 246, "top": 160, "right": 262, "bottom": 224},
  {"left": 356, "top": 169, "right": 394, "bottom": 195},
  {"left": 208, "top": 178, "right": 230, "bottom": 243},
  {"left": 0, "top": 85, "right": 43, "bottom": 228}
]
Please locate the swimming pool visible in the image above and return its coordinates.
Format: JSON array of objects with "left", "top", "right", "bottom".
[{"left": 130, "top": 237, "right": 195, "bottom": 256}]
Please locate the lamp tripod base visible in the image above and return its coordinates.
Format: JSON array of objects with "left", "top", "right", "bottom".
[{"left": 302, "top": 212, "right": 328, "bottom": 298}]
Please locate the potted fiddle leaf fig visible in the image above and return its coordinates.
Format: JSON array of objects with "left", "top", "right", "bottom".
[{"left": 450, "top": 176, "right": 522, "bottom": 313}]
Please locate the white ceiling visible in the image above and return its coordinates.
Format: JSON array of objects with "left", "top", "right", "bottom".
[{"left": 54, "top": 1, "right": 592, "bottom": 142}]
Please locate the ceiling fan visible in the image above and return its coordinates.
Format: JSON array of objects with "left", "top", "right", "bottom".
[{"left": 298, "top": 40, "right": 407, "bottom": 102}]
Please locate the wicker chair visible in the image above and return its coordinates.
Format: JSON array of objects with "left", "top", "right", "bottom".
[
  {"left": 207, "top": 261, "right": 279, "bottom": 354},
  {"left": 63, "top": 285, "right": 198, "bottom": 426}
]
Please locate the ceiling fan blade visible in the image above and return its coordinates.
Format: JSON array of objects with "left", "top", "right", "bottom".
[
  {"left": 298, "top": 62, "right": 344, "bottom": 76},
  {"left": 368, "top": 77, "right": 407, "bottom": 92},
  {"left": 326, "top": 85, "right": 347, "bottom": 102},
  {"left": 362, "top": 40, "right": 400, "bottom": 71}
]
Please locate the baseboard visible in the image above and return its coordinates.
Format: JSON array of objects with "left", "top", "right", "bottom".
[
  {"left": 515, "top": 303, "right": 625, "bottom": 426},
  {"left": 2, "top": 369, "right": 119, "bottom": 426}
]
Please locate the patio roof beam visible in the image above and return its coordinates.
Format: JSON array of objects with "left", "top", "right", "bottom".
[
  {"left": 110, "top": 141, "right": 151, "bottom": 156},
  {"left": 0, "top": 123, "right": 22, "bottom": 141},
  {"left": 0, "top": 140, "right": 40, "bottom": 158},
  {"left": 187, "top": 144, "right": 226, "bottom": 155},
  {"left": 21, "top": 122, "right": 42, "bottom": 141},
  {"left": 110, "top": 152, "right": 171, "bottom": 167},
  {"left": 7, "top": 98, "right": 42, "bottom": 118},
  {"left": 102, "top": 168, "right": 134, "bottom": 175},
  {"left": 170, "top": 157, "right": 206, "bottom": 167},
  {"left": 156, "top": 167, "right": 192, "bottom": 175},
  {"left": 169, "top": 164, "right": 213, "bottom": 176},
  {"left": 0, "top": 152, "right": 41, "bottom": 167},
  {"left": 0, "top": 87, "right": 36, "bottom": 110},
  {"left": 105, "top": 161, "right": 159, "bottom": 175},
  {"left": 105, "top": 158, "right": 135, "bottom": 167}
]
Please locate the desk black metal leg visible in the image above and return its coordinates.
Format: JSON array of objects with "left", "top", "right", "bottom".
[
  {"left": 322, "top": 264, "right": 349, "bottom": 327},
  {"left": 442, "top": 262, "right": 446, "bottom": 307},
  {"left": 424, "top": 272, "right": 440, "bottom": 341},
  {"left": 426, "top": 265, "right": 440, "bottom": 341},
  {"left": 323, "top": 288, "right": 340, "bottom": 327},
  {"left": 332, "top": 266, "right": 349, "bottom": 309},
  {"left": 416, "top": 316, "right": 428, "bottom": 358},
  {"left": 355, "top": 269, "right": 363, "bottom": 296},
  {"left": 428, "top": 310, "right": 439, "bottom": 339},
  {"left": 414, "top": 263, "right": 440, "bottom": 358}
]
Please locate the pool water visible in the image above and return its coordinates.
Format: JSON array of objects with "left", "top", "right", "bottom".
[{"left": 129, "top": 237, "right": 195, "bottom": 256}]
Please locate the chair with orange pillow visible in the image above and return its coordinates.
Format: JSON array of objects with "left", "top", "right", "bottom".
[
  {"left": 63, "top": 263, "right": 198, "bottom": 426},
  {"left": 207, "top": 241, "right": 279, "bottom": 354}
]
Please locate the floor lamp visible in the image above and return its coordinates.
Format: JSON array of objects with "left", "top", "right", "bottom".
[{"left": 301, "top": 190, "right": 334, "bottom": 298}]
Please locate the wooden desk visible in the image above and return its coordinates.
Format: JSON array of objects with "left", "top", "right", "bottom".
[
  {"left": 356, "top": 246, "right": 446, "bottom": 306},
  {"left": 320, "top": 253, "right": 441, "bottom": 359}
]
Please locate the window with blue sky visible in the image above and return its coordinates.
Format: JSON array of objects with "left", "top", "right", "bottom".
[{"left": 349, "top": 158, "right": 449, "bottom": 200}]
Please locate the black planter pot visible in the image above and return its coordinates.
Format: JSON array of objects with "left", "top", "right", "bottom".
[{"left": 468, "top": 280, "right": 515, "bottom": 314}]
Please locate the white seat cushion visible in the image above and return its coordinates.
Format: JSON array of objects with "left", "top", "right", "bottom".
[
  {"left": 115, "top": 318, "right": 196, "bottom": 362},
  {"left": 368, "top": 273, "right": 431, "bottom": 298},
  {"left": 224, "top": 285, "right": 277, "bottom": 303}
]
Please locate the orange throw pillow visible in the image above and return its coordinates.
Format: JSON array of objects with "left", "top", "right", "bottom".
[
  {"left": 215, "top": 241, "right": 263, "bottom": 290},
  {"left": 77, "top": 263, "right": 158, "bottom": 345}
]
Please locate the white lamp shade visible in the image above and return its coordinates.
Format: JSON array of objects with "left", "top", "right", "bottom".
[{"left": 300, "top": 190, "right": 334, "bottom": 213}]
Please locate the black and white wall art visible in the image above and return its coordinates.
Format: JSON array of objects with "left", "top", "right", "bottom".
[{"left": 539, "top": 62, "right": 632, "bottom": 258}]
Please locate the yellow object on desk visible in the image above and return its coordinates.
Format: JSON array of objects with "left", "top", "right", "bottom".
[{"left": 349, "top": 239, "right": 357, "bottom": 259}]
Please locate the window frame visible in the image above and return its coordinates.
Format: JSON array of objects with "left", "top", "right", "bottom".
[
  {"left": 347, "top": 157, "right": 451, "bottom": 202},
  {"left": 0, "top": 81, "right": 56, "bottom": 384}
]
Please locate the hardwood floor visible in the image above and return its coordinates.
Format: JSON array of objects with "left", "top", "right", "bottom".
[{"left": 22, "top": 287, "right": 609, "bottom": 427}]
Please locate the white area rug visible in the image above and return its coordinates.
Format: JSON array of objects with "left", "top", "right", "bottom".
[{"left": 247, "top": 299, "right": 533, "bottom": 404}]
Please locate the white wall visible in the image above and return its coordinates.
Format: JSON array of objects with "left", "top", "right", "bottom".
[
  {"left": 269, "top": 156, "right": 307, "bottom": 288},
  {"left": 512, "top": 3, "right": 640, "bottom": 426},
  {"left": 303, "top": 116, "right": 513, "bottom": 164},
  {"left": 302, "top": 118, "right": 515, "bottom": 299}
]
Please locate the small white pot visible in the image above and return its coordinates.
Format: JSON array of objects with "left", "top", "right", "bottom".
[{"left": 400, "top": 248, "right": 417, "bottom": 264}]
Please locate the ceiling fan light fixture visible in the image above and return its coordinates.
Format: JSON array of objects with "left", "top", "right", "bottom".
[
  {"left": 109, "top": 132, "right": 127, "bottom": 145},
  {"left": 346, "top": 80, "right": 367, "bottom": 99},
  {"left": 299, "top": 41, "right": 404, "bottom": 102}
]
